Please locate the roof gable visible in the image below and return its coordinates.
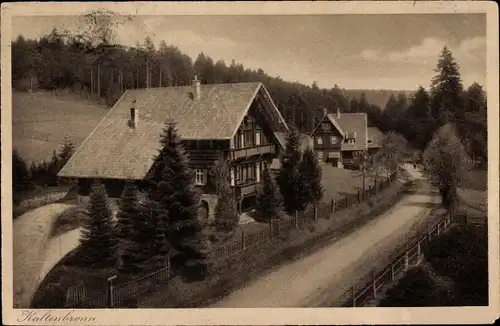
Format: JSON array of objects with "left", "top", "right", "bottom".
[
  {"left": 58, "top": 82, "right": 287, "bottom": 179},
  {"left": 311, "top": 112, "right": 345, "bottom": 137}
]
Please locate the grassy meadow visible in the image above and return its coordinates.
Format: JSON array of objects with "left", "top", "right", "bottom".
[{"left": 13, "top": 91, "right": 108, "bottom": 164}]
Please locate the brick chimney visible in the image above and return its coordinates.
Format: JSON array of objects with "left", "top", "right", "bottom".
[
  {"left": 130, "top": 100, "right": 139, "bottom": 128},
  {"left": 193, "top": 75, "right": 201, "bottom": 101}
]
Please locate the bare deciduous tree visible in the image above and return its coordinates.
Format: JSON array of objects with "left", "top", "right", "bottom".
[{"left": 422, "top": 124, "right": 471, "bottom": 213}]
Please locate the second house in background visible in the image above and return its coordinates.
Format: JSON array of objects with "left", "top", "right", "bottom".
[{"left": 311, "top": 108, "right": 383, "bottom": 169}]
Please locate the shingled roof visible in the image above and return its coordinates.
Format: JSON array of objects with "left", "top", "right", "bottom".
[
  {"left": 335, "top": 113, "right": 368, "bottom": 151},
  {"left": 58, "top": 82, "right": 286, "bottom": 180}
]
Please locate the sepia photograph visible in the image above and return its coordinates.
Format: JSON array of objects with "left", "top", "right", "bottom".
[{"left": 2, "top": 1, "right": 499, "bottom": 325}]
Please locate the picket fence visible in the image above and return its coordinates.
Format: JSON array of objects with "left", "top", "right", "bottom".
[
  {"left": 65, "top": 172, "right": 397, "bottom": 308},
  {"left": 65, "top": 260, "right": 171, "bottom": 308},
  {"left": 339, "top": 212, "right": 457, "bottom": 307},
  {"left": 212, "top": 172, "right": 397, "bottom": 262}
]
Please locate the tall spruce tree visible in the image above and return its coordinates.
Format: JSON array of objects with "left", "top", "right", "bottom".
[
  {"left": 255, "top": 166, "right": 282, "bottom": 222},
  {"left": 116, "top": 180, "right": 140, "bottom": 271},
  {"left": 430, "top": 47, "right": 464, "bottom": 122},
  {"left": 298, "top": 148, "right": 324, "bottom": 206},
  {"left": 277, "top": 125, "right": 304, "bottom": 214},
  {"left": 79, "top": 181, "right": 118, "bottom": 269},
  {"left": 211, "top": 153, "right": 238, "bottom": 233},
  {"left": 150, "top": 120, "right": 209, "bottom": 272},
  {"left": 148, "top": 199, "right": 169, "bottom": 258}
]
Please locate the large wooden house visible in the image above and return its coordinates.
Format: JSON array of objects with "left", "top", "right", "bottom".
[
  {"left": 58, "top": 77, "right": 290, "bottom": 220},
  {"left": 311, "top": 108, "right": 382, "bottom": 169}
]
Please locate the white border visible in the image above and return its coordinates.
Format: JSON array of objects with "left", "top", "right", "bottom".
[{"left": 2, "top": 1, "right": 499, "bottom": 325}]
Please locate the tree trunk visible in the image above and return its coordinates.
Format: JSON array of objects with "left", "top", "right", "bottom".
[
  {"left": 90, "top": 68, "right": 94, "bottom": 95},
  {"left": 159, "top": 66, "right": 162, "bottom": 88}
]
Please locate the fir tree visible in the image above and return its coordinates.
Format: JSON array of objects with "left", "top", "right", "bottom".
[
  {"left": 116, "top": 180, "right": 140, "bottom": 271},
  {"left": 12, "top": 150, "right": 33, "bottom": 204},
  {"left": 211, "top": 153, "right": 238, "bottom": 233},
  {"left": 277, "top": 125, "right": 304, "bottom": 214},
  {"left": 298, "top": 148, "right": 324, "bottom": 206},
  {"left": 58, "top": 138, "right": 75, "bottom": 165},
  {"left": 148, "top": 199, "right": 169, "bottom": 257},
  {"left": 150, "top": 120, "right": 209, "bottom": 272},
  {"left": 430, "top": 47, "right": 464, "bottom": 122},
  {"left": 255, "top": 166, "right": 282, "bottom": 222},
  {"left": 79, "top": 181, "right": 118, "bottom": 269}
]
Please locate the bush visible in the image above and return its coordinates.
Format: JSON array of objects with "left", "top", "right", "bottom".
[
  {"left": 50, "top": 206, "right": 88, "bottom": 237},
  {"left": 379, "top": 265, "right": 456, "bottom": 307},
  {"left": 424, "top": 226, "right": 488, "bottom": 305}
]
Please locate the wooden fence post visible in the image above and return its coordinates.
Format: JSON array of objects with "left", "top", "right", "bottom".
[
  {"left": 107, "top": 275, "right": 117, "bottom": 308},
  {"left": 166, "top": 258, "right": 170, "bottom": 280},
  {"left": 372, "top": 269, "right": 377, "bottom": 299},
  {"left": 345, "top": 196, "right": 348, "bottom": 207},
  {"left": 352, "top": 285, "right": 356, "bottom": 307},
  {"left": 294, "top": 211, "right": 298, "bottom": 229},
  {"left": 357, "top": 189, "right": 360, "bottom": 203},
  {"left": 331, "top": 198, "right": 334, "bottom": 213},
  {"left": 404, "top": 251, "right": 409, "bottom": 271},
  {"left": 241, "top": 230, "right": 245, "bottom": 249},
  {"left": 269, "top": 219, "right": 273, "bottom": 239}
]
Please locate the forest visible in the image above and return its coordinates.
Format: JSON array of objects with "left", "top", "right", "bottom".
[{"left": 11, "top": 16, "right": 487, "bottom": 158}]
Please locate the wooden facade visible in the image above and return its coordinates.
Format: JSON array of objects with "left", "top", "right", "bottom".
[
  {"left": 312, "top": 115, "right": 344, "bottom": 167},
  {"left": 183, "top": 97, "right": 281, "bottom": 213}
]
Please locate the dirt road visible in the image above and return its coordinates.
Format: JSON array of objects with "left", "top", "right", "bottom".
[
  {"left": 208, "top": 165, "right": 442, "bottom": 307},
  {"left": 13, "top": 203, "right": 76, "bottom": 308}
]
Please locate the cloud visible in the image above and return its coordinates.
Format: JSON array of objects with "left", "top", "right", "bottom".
[
  {"left": 113, "top": 18, "right": 239, "bottom": 60},
  {"left": 388, "top": 37, "right": 447, "bottom": 62},
  {"left": 358, "top": 36, "right": 486, "bottom": 65}
]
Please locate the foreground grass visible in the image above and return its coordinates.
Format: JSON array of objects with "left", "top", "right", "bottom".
[
  {"left": 136, "top": 178, "right": 408, "bottom": 308},
  {"left": 378, "top": 225, "right": 488, "bottom": 307}
]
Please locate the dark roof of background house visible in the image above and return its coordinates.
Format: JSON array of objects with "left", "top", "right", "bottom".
[
  {"left": 334, "top": 113, "right": 368, "bottom": 151},
  {"left": 58, "top": 82, "right": 285, "bottom": 180}
]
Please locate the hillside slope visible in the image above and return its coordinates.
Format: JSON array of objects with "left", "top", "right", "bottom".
[{"left": 13, "top": 91, "right": 108, "bottom": 164}]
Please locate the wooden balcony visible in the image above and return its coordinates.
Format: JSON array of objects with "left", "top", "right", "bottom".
[
  {"left": 184, "top": 149, "right": 222, "bottom": 166},
  {"left": 233, "top": 182, "right": 263, "bottom": 198},
  {"left": 230, "top": 144, "right": 275, "bottom": 161}
]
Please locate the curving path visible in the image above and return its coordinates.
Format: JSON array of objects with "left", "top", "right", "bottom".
[
  {"left": 208, "top": 164, "right": 441, "bottom": 307},
  {"left": 13, "top": 203, "right": 80, "bottom": 308}
]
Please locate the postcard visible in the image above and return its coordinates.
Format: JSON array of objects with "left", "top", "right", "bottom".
[{"left": 2, "top": 1, "right": 499, "bottom": 325}]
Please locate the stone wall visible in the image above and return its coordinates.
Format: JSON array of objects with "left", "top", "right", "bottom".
[{"left": 200, "top": 193, "right": 219, "bottom": 222}]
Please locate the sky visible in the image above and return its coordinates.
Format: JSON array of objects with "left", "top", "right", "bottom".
[{"left": 11, "top": 13, "right": 487, "bottom": 90}]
